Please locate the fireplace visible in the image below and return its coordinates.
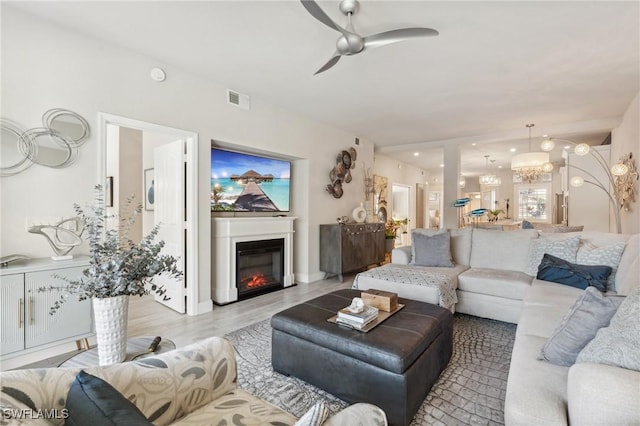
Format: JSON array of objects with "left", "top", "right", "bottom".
[{"left": 236, "top": 238, "right": 284, "bottom": 300}]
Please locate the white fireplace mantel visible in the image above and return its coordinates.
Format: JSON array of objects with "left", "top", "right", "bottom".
[{"left": 211, "top": 217, "right": 296, "bottom": 304}]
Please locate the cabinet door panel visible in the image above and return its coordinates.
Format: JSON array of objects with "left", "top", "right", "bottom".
[
  {"left": 24, "top": 267, "right": 93, "bottom": 348},
  {"left": 1, "top": 274, "right": 25, "bottom": 355}
]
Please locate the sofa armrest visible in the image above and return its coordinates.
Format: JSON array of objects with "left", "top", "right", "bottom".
[
  {"left": 391, "top": 246, "right": 412, "bottom": 265},
  {"left": 568, "top": 362, "right": 640, "bottom": 425},
  {"left": 323, "top": 403, "right": 388, "bottom": 426},
  {"left": 0, "top": 337, "right": 238, "bottom": 426}
]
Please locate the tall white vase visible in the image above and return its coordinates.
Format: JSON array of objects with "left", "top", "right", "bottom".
[{"left": 92, "top": 295, "right": 129, "bottom": 366}]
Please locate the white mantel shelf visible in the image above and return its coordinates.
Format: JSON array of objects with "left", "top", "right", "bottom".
[{"left": 211, "top": 216, "right": 296, "bottom": 304}]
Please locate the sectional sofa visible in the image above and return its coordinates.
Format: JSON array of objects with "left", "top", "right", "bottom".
[{"left": 353, "top": 227, "right": 640, "bottom": 425}]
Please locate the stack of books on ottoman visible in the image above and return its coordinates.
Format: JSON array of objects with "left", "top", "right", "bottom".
[{"left": 336, "top": 302, "right": 379, "bottom": 330}]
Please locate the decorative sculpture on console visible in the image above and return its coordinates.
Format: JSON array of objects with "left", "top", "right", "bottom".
[{"left": 28, "top": 217, "right": 84, "bottom": 260}]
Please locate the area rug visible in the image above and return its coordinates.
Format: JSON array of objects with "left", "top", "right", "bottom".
[{"left": 225, "top": 314, "right": 516, "bottom": 425}]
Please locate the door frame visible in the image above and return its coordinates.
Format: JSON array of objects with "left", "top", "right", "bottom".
[{"left": 97, "top": 113, "right": 199, "bottom": 315}]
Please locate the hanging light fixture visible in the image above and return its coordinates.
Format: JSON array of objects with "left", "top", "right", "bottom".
[
  {"left": 540, "top": 136, "right": 634, "bottom": 233},
  {"left": 511, "top": 123, "right": 553, "bottom": 182},
  {"left": 479, "top": 155, "right": 501, "bottom": 186}
]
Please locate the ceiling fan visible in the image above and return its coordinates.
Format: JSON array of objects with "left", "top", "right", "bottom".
[{"left": 300, "top": 0, "right": 439, "bottom": 75}]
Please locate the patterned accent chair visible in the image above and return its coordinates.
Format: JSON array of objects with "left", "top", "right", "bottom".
[{"left": 0, "top": 337, "right": 387, "bottom": 425}]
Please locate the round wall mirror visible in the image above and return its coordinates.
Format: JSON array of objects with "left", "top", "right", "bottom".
[
  {"left": 42, "top": 108, "right": 90, "bottom": 146},
  {"left": 0, "top": 119, "right": 36, "bottom": 176},
  {"left": 23, "top": 128, "right": 74, "bottom": 168}
]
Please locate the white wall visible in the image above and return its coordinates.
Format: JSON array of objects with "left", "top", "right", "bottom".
[
  {"left": 373, "top": 154, "right": 428, "bottom": 230},
  {"left": 0, "top": 7, "right": 375, "bottom": 307},
  {"left": 611, "top": 91, "right": 640, "bottom": 234}
]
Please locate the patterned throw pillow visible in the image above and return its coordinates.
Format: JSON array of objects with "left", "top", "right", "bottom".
[
  {"left": 576, "top": 241, "right": 626, "bottom": 292},
  {"left": 538, "top": 287, "right": 624, "bottom": 366},
  {"left": 526, "top": 235, "right": 581, "bottom": 276},
  {"left": 294, "top": 402, "right": 330, "bottom": 426},
  {"left": 577, "top": 286, "right": 640, "bottom": 371}
]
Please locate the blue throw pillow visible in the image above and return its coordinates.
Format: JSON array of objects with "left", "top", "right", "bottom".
[
  {"left": 65, "top": 370, "right": 152, "bottom": 426},
  {"left": 522, "top": 220, "right": 534, "bottom": 229},
  {"left": 536, "top": 253, "right": 612, "bottom": 291}
]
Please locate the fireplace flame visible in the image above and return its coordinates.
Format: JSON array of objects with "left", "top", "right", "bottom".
[{"left": 246, "top": 273, "right": 268, "bottom": 288}]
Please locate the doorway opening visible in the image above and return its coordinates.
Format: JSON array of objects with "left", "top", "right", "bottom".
[{"left": 98, "top": 113, "right": 202, "bottom": 315}]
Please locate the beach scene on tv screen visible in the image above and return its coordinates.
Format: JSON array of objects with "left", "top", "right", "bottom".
[{"left": 211, "top": 149, "right": 290, "bottom": 212}]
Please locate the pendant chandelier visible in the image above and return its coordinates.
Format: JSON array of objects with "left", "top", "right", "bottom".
[
  {"left": 511, "top": 124, "right": 553, "bottom": 182},
  {"left": 479, "top": 155, "right": 502, "bottom": 186}
]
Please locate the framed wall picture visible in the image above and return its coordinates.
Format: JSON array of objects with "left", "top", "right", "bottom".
[
  {"left": 144, "top": 168, "right": 155, "bottom": 211},
  {"left": 105, "top": 176, "right": 113, "bottom": 207}
]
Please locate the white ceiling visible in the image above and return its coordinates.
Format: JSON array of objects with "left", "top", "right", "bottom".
[{"left": 7, "top": 1, "right": 639, "bottom": 176}]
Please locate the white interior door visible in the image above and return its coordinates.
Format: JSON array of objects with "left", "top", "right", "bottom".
[{"left": 153, "top": 140, "right": 186, "bottom": 313}]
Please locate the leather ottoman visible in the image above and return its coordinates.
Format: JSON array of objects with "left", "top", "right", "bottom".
[{"left": 271, "top": 289, "right": 453, "bottom": 426}]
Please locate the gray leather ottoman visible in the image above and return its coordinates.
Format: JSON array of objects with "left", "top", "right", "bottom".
[{"left": 271, "top": 289, "right": 453, "bottom": 426}]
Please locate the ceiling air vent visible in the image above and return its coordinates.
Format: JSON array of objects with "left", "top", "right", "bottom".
[{"left": 227, "top": 89, "right": 251, "bottom": 110}]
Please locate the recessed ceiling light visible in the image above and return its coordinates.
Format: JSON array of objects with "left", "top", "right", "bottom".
[
  {"left": 564, "top": 145, "right": 571, "bottom": 149},
  {"left": 510, "top": 148, "right": 517, "bottom": 152},
  {"left": 413, "top": 152, "right": 420, "bottom": 156},
  {"left": 150, "top": 67, "right": 166, "bottom": 82},
  {"left": 439, "top": 164, "right": 444, "bottom": 168},
  {"left": 498, "top": 165, "right": 503, "bottom": 169},
  {"left": 471, "top": 143, "right": 477, "bottom": 146}
]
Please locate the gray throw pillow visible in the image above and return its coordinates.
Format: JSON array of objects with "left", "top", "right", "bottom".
[
  {"left": 577, "top": 285, "right": 640, "bottom": 371},
  {"left": 413, "top": 231, "right": 454, "bottom": 267},
  {"left": 538, "top": 287, "right": 625, "bottom": 367}
]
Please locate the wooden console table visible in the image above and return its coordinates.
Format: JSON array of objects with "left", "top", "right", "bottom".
[{"left": 319, "top": 223, "right": 385, "bottom": 282}]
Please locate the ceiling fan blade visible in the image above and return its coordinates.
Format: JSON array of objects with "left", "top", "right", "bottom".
[
  {"left": 300, "top": 0, "right": 349, "bottom": 36},
  {"left": 314, "top": 54, "right": 342, "bottom": 75},
  {"left": 364, "top": 28, "right": 439, "bottom": 50}
]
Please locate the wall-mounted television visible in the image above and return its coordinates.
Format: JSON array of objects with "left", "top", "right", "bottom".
[{"left": 211, "top": 147, "right": 291, "bottom": 212}]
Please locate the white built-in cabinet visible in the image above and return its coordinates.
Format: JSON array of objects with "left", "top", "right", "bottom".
[{"left": 1, "top": 257, "right": 94, "bottom": 359}]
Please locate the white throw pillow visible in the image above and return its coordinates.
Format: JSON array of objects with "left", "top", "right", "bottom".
[
  {"left": 526, "top": 235, "right": 581, "bottom": 277},
  {"left": 576, "top": 241, "right": 626, "bottom": 293},
  {"left": 577, "top": 286, "right": 640, "bottom": 371}
]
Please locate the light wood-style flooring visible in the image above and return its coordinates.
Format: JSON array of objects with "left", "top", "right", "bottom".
[
  {"left": 128, "top": 276, "right": 352, "bottom": 347},
  {"left": 19, "top": 276, "right": 353, "bottom": 369}
]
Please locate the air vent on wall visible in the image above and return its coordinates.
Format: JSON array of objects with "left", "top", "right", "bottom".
[{"left": 227, "top": 89, "right": 251, "bottom": 110}]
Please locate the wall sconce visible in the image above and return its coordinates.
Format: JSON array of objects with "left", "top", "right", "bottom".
[
  {"left": 544, "top": 138, "right": 634, "bottom": 233},
  {"left": 459, "top": 176, "right": 466, "bottom": 188}
]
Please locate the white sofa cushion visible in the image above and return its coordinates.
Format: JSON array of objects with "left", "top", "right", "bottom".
[
  {"left": 504, "top": 334, "right": 569, "bottom": 425},
  {"left": 457, "top": 268, "right": 531, "bottom": 300},
  {"left": 616, "top": 234, "right": 639, "bottom": 295},
  {"left": 353, "top": 263, "right": 467, "bottom": 310},
  {"left": 469, "top": 229, "right": 538, "bottom": 273},
  {"left": 568, "top": 363, "right": 640, "bottom": 426},
  {"left": 450, "top": 227, "right": 473, "bottom": 266}
]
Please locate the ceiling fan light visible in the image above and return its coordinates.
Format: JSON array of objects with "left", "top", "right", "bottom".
[
  {"left": 570, "top": 176, "right": 585, "bottom": 187},
  {"left": 540, "top": 139, "right": 555, "bottom": 152},
  {"left": 574, "top": 143, "right": 590, "bottom": 156},
  {"left": 611, "top": 163, "right": 629, "bottom": 176},
  {"left": 542, "top": 162, "right": 554, "bottom": 173}
]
